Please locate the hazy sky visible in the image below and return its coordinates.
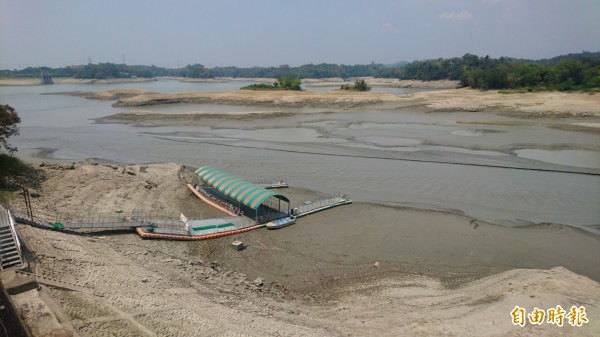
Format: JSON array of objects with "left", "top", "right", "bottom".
[{"left": 1, "top": 0, "right": 599, "bottom": 69}]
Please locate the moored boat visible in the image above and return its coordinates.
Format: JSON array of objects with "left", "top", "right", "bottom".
[{"left": 265, "top": 216, "right": 296, "bottom": 229}]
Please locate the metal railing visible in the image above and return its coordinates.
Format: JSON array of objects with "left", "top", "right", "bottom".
[
  {"left": 50, "top": 210, "right": 186, "bottom": 231},
  {"left": 251, "top": 178, "right": 288, "bottom": 189},
  {"left": 292, "top": 194, "right": 350, "bottom": 216}
]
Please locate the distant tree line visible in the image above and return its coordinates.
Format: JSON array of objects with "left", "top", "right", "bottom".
[
  {"left": 399, "top": 52, "right": 600, "bottom": 91},
  {"left": 0, "top": 62, "right": 398, "bottom": 80},
  {"left": 1, "top": 52, "right": 598, "bottom": 91},
  {"left": 0, "top": 66, "right": 76, "bottom": 78}
]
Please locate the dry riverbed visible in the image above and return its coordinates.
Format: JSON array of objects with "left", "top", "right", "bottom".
[
  {"left": 75, "top": 87, "right": 600, "bottom": 118},
  {"left": 3, "top": 80, "right": 600, "bottom": 336},
  {"left": 5, "top": 162, "right": 600, "bottom": 336}
]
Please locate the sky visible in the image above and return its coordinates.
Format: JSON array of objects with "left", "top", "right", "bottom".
[{"left": 1, "top": 0, "right": 599, "bottom": 69}]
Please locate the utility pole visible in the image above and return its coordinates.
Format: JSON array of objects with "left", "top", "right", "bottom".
[
  {"left": 22, "top": 187, "right": 33, "bottom": 221},
  {"left": 122, "top": 54, "right": 125, "bottom": 65}
]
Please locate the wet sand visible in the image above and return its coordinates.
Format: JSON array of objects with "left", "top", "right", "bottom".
[
  {"left": 199, "top": 188, "right": 600, "bottom": 292},
  {"left": 14, "top": 162, "right": 600, "bottom": 286}
]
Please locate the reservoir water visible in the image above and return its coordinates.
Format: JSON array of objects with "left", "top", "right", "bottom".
[{"left": 1, "top": 79, "right": 599, "bottom": 232}]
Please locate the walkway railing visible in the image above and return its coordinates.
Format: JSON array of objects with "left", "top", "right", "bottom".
[
  {"left": 292, "top": 194, "right": 351, "bottom": 217},
  {"left": 49, "top": 210, "right": 186, "bottom": 231}
]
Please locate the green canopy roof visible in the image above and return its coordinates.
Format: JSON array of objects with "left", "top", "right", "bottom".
[{"left": 195, "top": 166, "right": 289, "bottom": 210}]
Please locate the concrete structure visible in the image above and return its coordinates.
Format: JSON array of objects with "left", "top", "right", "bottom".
[{"left": 40, "top": 71, "right": 54, "bottom": 84}]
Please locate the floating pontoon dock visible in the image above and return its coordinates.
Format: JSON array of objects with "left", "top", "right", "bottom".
[
  {"left": 9, "top": 166, "right": 351, "bottom": 241},
  {"left": 257, "top": 181, "right": 289, "bottom": 189},
  {"left": 292, "top": 196, "right": 352, "bottom": 218}
]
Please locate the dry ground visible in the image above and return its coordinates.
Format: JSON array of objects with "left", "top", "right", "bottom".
[
  {"left": 97, "top": 87, "right": 600, "bottom": 118},
  {"left": 6, "top": 162, "right": 600, "bottom": 336}
]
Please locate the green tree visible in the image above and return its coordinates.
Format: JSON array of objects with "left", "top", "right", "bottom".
[
  {"left": 553, "top": 59, "right": 584, "bottom": 90},
  {"left": 184, "top": 64, "right": 213, "bottom": 78},
  {"left": 354, "top": 79, "right": 370, "bottom": 91},
  {"left": 583, "top": 65, "right": 600, "bottom": 88},
  {"left": 0, "top": 104, "right": 21, "bottom": 154},
  {"left": 342, "top": 79, "right": 371, "bottom": 91},
  {"left": 515, "top": 64, "right": 544, "bottom": 87},
  {"left": 276, "top": 76, "right": 302, "bottom": 90}
]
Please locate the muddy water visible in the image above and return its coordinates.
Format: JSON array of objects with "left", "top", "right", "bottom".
[
  {"left": 515, "top": 149, "right": 600, "bottom": 169},
  {"left": 2, "top": 80, "right": 599, "bottom": 233}
]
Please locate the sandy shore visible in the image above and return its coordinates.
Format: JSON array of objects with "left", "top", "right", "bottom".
[
  {"left": 305, "top": 77, "right": 459, "bottom": 89},
  {"left": 100, "top": 88, "right": 600, "bottom": 117},
  {"left": 5, "top": 162, "right": 600, "bottom": 336},
  {"left": 110, "top": 89, "right": 403, "bottom": 108},
  {"left": 409, "top": 88, "right": 600, "bottom": 117},
  {"left": 178, "top": 77, "right": 276, "bottom": 83}
]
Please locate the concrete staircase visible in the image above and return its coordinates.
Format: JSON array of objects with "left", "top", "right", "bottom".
[{"left": 0, "top": 206, "right": 23, "bottom": 270}]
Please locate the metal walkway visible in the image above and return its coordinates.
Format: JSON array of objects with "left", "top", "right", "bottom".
[
  {"left": 292, "top": 195, "right": 352, "bottom": 218},
  {"left": 12, "top": 209, "right": 259, "bottom": 240},
  {"left": 44, "top": 211, "right": 184, "bottom": 230},
  {"left": 254, "top": 179, "right": 289, "bottom": 189}
]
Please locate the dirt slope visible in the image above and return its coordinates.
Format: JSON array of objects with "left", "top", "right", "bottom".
[{"left": 10, "top": 162, "right": 600, "bottom": 336}]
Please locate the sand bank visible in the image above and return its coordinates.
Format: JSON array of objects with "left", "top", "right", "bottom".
[
  {"left": 174, "top": 77, "right": 456, "bottom": 88},
  {"left": 49, "top": 89, "right": 156, "bottom": 100},
  {"left": 6, "top": 161, "right": 599, "bottom": 336},
  {"left": 549, "top": 122, "right": 600, "bottom": 134},
  {"left": 97, "top": 110, "right": 295, "bottom": 123},
  {"left": 112, "top": 89, "right": 404, "bottom": 108},
  {"left": 411, "top": 88, "right": 600, "bottom": 116},
  {"left": 306, "top": 77, "right": 459, "bottom": 89},
  {"left": 178, "top": 76, "right": 276, "bottom": 83},
  {"left": 89, "top": 87, "right": 600, "bottom": 120}
]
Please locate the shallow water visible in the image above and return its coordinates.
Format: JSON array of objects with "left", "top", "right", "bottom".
[
  {"left": 2, "top": 80, "right": 599, "bottom": 231},
  {"left": 515, "top": 149, "right": 600, "bottom": 169}
]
